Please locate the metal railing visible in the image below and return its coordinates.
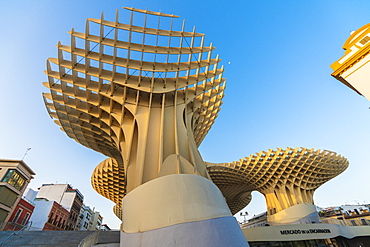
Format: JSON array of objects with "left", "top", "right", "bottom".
[
  {"left": 0, "top": 221, "right": 42, "bottom": 231},
  {"left": 0, "top": 221, "right": 32, "bottom": 246}
]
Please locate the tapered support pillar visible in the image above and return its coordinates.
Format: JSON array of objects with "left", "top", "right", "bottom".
[{"left": 120, "top": 174, "right": 249, "bottom": 247}]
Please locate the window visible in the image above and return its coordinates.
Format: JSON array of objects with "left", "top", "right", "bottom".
[
  {"left": 1, "top": 169, "right": 27, "bottom": 190},
  {"left": 22, "top": 213, "right": 30, "bottom": 225},
  {"left": 360, "top": 36, "right": 370, "bottom": 45},
  {"left": 351, "top": 220, "right": 358, "bottom": 226},
  {"left": 13, "top": 208, "right": 23, "bottom": 223},
  {"left": 48, "top": 212, "right": 54, "bottom": 223},
  {"left": 361, "top": 218, "right": 368, "bottom": 226}
]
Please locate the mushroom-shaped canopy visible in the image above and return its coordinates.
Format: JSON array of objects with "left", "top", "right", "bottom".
[
  {"left": 206, "top": 147, "right": 348, "bottom": 215},
  {"left": 91, "top": 157, "right": 125, "bottom": 219},
  {"left": 42, "top": 6, "right": 225, "bottom": 164}
]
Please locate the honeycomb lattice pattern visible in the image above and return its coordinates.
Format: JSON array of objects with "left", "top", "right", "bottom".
[
  {"left": 113, "top": 204, "right": 122, "bottom": 220},
  {"left": 43, "top": 7, "right": 226, "bottom": 211},
  {"left": 206, "top": 147, "right": 348, "bottom": 215},
  {"left": 43, "top": 7, "right": 225, "bottom": 206},
  {"left": 91, "top": 157, "right": 125, "bottom": 216},
  {"left": 42, "top": 7, "right": 224, "bottom": 160},
  {"left": 205, "top": 164, "right": 253, "bottom": 215},
  {"left": 42, "top": 6, "right": 349, "bottom": 220}
]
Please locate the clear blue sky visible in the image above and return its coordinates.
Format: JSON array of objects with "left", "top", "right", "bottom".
[{"left": 1, "top": 0, "right": 370, "bottom": 228}]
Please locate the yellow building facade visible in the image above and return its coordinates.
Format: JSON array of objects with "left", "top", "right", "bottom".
[{"left": 331, "top": 23, "right": 370, "bottom": 100}]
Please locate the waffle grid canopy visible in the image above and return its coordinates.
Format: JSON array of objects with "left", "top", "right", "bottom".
[
  {"left": 43, "top": 7, "right": 226, "bottom": 217},
  {"left": 206, "top": 147, "right": 348, "bottom": 215},
  {"left": 43, "top": 7, "right": 349, "bottom": 220},
  {"left": 43, "top": 7, "right": 224, "bottom": 187}
]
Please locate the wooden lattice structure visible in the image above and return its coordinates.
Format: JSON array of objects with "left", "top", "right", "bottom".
[
  {"left": 206, "top": 147, "right": 348, "bottom": 216},
  {"left": 43, "top": 7, "right": 225, "bottom": 215},
  {"left": 91, "top": 157, "right": 125, "bottom": 219},
  {"left": 42, "top": 7, "right": 349, "bottom": 221}
]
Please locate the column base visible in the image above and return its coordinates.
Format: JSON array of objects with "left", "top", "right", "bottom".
[
  {"left": 121, "top": 216, "right": 248, "bottom": 247},
  {"left": 267, "top": 203, "right": 321, "bottom": 226},
  {"left": 120, "top": 174, "right": 249, "bottom": 247}
]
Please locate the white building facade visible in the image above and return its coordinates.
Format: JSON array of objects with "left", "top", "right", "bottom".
[
  {"left": 76, "top": 204, "right": 103, "bottom": 231},
  {"left": 35, "top": 184, "right": 84, "bottom": 230},
  {"left": 76, "top": 204, "right": 93, "bottom": 231}
]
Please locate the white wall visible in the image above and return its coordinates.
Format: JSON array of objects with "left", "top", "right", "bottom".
[
  {"left": 342, "top": 53, "right": 370, "bottom": 101},
  {"left": 23, "top": 188, "right": 37, "bottom": 201},
  {"left": 36, "top": 184, "right": 67, "bottom": 204},
  {"left": 28, "top": 200, "right": 53, "bottom": 230},
  {"left": 60, "top": 192, "right": 76, "bottom": 211}
]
